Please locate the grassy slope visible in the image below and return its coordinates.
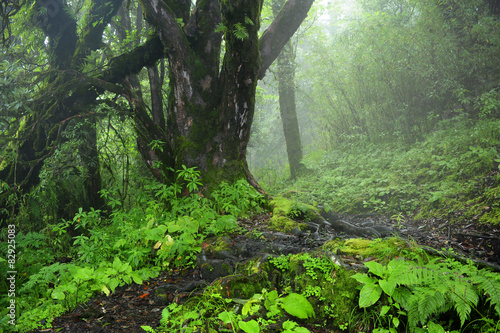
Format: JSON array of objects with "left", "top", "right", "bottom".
[{"left": 255, "top": 118, "right": 500, "bottom": 226}]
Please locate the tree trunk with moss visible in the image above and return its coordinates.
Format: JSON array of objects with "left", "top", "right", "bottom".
[
  {"left": 136, "top": 0, "right": 314, "bottom": 190},
  {"left": 0, "top": 0, "right": 314, "bottom": 219}
]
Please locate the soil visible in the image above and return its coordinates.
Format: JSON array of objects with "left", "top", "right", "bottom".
[{"left": 26, "top": 212, "right": 500, "bottom": 333}]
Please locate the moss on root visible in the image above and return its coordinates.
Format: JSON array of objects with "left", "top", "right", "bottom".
[
  {"left": 268, "top": 196, "right": 323, "bottom": 232},
  {"left": 323, "top": 237, "right": 410, "bottom": 263}
]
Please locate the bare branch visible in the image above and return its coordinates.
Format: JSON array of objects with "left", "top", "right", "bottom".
[
  {"left": 138, "top": 0, "right": 188, "bottom": 57},
  {"left": 258, "top": 0, "right": 314, "bottom": 79}
]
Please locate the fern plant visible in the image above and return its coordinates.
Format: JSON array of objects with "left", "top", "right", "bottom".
[{"left": 352, "top": 257, "right": 500, "bottom": 331}]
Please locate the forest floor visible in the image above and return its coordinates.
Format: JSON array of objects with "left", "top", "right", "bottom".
[{"left": 26, "top": 212, "right": 500, "bottom": 333}]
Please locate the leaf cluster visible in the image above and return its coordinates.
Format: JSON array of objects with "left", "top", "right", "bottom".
[
  {"left": 352, "top": 257, "right": 500, "bottom": 331},
  {"left": 142, "top": 287, "right": 315, "bottom": 333},
  {"left": 8, "top": 166, "right": 265, "bottom": 331}
]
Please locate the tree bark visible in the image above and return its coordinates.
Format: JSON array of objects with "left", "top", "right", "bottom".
[{"left": 135, "top": 0, "right": 314, "bottom": 188}]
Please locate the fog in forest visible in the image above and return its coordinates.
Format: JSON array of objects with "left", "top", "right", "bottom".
[{"left": 1, "top": 0, "right": 499, "bottom": 331}]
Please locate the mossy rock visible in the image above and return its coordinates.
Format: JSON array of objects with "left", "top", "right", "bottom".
[
  {"left": 323, "top": 237, "right": 409, "bottom": 263},
  {"left": 212, "top": 252, "right": 359, "bottom": 327},
  {"left": 215, "top": 272, "right": 270, "bottom": 299},
  {"left": 200, "top": 260, "right": 233, "bottom": 282},
  {"left": 201, "top": 236, "right": 234, "bottom": 257},
  {"left": 269, "top": 196, "right": 323, "bottom": 232},
  {"left": 269, "top": 215, "right": 306, "bottom": 232}
]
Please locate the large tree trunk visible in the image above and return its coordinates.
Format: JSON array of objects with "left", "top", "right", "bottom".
[
  {"left": 0, "top": 0, "right": 315, "bottom": 219},
  {"left": 137, "top": 0, "right": 314, "bottom": 190}
]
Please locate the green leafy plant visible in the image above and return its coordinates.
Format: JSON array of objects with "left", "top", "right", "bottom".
[
  {"left": 352, "top": 257, "right": 500, "bottom": 331},
  {"left": 176, "top": 165, "right": 203, "bottom": 193},
  {"left": 212, "top": 179, "right": 264, "bottom": 216},
  {"left": 142, "top": 288, "right": 314, "bottom": 333},
  {"left": 390, "top": 213, "right": 406, "bottom": 229},
  {"left": 233, "top": 22, "right": 249, "bottom": 40}
]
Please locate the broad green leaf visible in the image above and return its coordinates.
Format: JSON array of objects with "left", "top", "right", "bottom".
[
  {"left": 51, "top": 289, "right": 66, "bottom": 300},
  {"left": 130, "top": 272, "right": 143, "bottom": 285},
  {"left": 280, "top": 293, "right": 315, "bottom": 319},
  {"left": 380, "top": 305, "right": 391, "bottom": 316},
  {"left": 238, "top": 319, "right": 260, "bottom": 333},
  {"left": 66, "top": 283, "right": 77, "bottom": 294},
  {"left": 283, "top": 320, "right": 298, "bottom": 330},
  {"left": 109, "top": 278, "right": 120, "bottom": 292},
  {"left": 265, "top": 289, "right": 279, "bottom": 311},
  {"left": 379, "top": 278, "right": 397, "bottom": 296},
  {"left": 113, "top": 257, "right": 122, "bottom": 270},
  {"left": 218, "top": 310, "right": 233, "bottom": 324},
  {"left": 352, "top": 273, "right": 376, "bottom": 285},
  {"left": 365, "top": 261, "right": 386, "bottom": 278},
  {"left": 359, "top": 283, "right": 383, "bottom": 308},
  {"left": 392, "top": 316, "right": 400, "bottom": 328},
  {"left": 168, "top": 224, "right": 182, "bottom": 233}
]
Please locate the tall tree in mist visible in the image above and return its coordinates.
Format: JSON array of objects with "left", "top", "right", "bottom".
[{"left": 273, "top": 0, "right": 305, "bottom": 179}]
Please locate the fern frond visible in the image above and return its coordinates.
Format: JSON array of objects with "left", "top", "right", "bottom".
[
  {"left": 417, "top": 289, "right": 446, "bottom": 324},
  {"left": 233, "top": 23, "right": 249, "bottom": 40},
  {"left": 17, "top": 231, "right": 49, "bottom": 249},
  {"left": 474, "top": 271, "right": 500, "bottom": 316},
  {"left": 20, "top": 262, "right": 74, "bottom": 295},
  {"left": 449, "top": 284, "right": 473, "bottom": 326},
  {"left": 462, "top": 282, "right": 479, "bottom": 307},
  {"left": 398, "top": 265, "right": 421, "bottom": 285},
  {"left": 407, "top": 295, "right": 420, "bottom": 327},
  {"left": 244, "top": 16, "right": 254, "bottom": 25}
]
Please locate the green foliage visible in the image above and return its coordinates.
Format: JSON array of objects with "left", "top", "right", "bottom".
[
  {"left": 233, "top": 22, "right": 249, "bottom": 40},
  {"left": 280, "top": 293, "right": 316, "bottom": 319},
  {"left": 352, "top": 257, "right": 500, "bottom": 331},
  {"left": 268, "top": 252, "right": 359, "bottom": 328},
  {"left": 212, "top": 179, "right": 265, "bottom": 216},
  {"left": 8, "top": 167, "right": 264, "bottom": 331},
  {"left": 142, "top": 287, "right": 314, "bottom": 333},
  {"left": 260, "top": 118, "right": 500, "bottom": 224}
]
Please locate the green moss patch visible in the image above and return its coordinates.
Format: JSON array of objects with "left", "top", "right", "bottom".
[
  {"left": 269, "top": 196, "right": 323, "bottom": 232},
  {"left": 323, "top": 237, "right": 409, "bottom": 263},
  {"left": 269, "top": 215, "right": 306, "bottom": 232}
]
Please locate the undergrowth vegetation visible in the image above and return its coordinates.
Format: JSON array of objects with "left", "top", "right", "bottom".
[
  {"left": 2, "top": 161, "right": 500, "bottom": 332},
  {"left": 140, "top": 242, "right": 500, "bottom": 333},
  {"left": 256, "top": 118, "right": 500, "bottom": 226},
  {"left": 0, "top": 167, "right": 265, "bottom": 332}
]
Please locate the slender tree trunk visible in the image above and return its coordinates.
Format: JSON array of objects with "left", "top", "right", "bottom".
[
  {"left": 273, "top": 0, "right": 305, "bottom": 179},
  {"left": 80, "top": 117, "right": 106, "bottom": 211},
  {"left": 276, "top": 40, "right": 304, "bottom": 179}
]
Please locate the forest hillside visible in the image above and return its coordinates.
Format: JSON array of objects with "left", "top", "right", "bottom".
[{"left": 1, "top": 0, "right": 500, "bottom": 332}]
